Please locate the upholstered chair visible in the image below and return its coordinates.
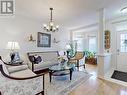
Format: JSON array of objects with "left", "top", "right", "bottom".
[
  {"left": 68, "top": 52, "right": 85, "bottom": 70},
  {"left": 0, "top": 56, "right": 45, "bottom": 95}
]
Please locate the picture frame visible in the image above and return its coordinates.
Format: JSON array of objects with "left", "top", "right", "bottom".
[{"left": 37, "top": 32, "right": 51, "bottom": 47}]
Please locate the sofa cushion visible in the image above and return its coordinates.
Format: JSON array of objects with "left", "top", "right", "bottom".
[
  {"left": 34, "top": 61, "right": 58, "bottom": 71},
  {"left": 8, "top": 65, "right": 28, "bottom": 74},
  {"left": 10, "top": 69, "right": 36, "bottom": 78},
  {"left": 0, "top": 60, "right": 9, "bottom": 75}
]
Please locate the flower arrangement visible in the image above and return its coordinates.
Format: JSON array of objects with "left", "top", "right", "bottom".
[
  {"left": 58, "top": 56, "right": 66, "bottom": 63},
  {"left": 58, "top": 56, "right": 69, "bottom": 67}
]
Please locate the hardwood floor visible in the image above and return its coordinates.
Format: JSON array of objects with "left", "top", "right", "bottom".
[{"left": 68, "top": 64, "right": 127, "bottom": 95}]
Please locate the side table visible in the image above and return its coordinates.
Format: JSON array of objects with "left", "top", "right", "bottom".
[{"left": 5, "top": 61, "right": 24, "bottom": 66}]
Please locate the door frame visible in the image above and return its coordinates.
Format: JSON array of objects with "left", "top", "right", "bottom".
[{"left": 116, "top": 30, "right": 127, "bottom": 71}]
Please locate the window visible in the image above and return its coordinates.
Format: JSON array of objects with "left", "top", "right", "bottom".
[
  {"left": 88, "top": 36, "right": 97, "bottom": 53},
  {"left": 76, "top": 38, "right": 85, "bottom": 51},
  {"left": 120, "top": 34, "right": 127, "bottom": 52},
  {"left": 73, "top": 33, "right": 85, "bottom": 51}
]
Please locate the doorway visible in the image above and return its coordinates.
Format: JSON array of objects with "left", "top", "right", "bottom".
[{"left": 117, "top": 31, "right": 127, "bottom": 72}]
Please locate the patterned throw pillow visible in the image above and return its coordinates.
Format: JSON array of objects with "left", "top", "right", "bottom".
[
  {"left": 29, "top": 55, "right": 42, "bottom": 64},
  {"left": 28, "top": 56, "right": 35, "bottom": 63},
  {"left": 34, "top": 56, "right": 42, "bottom": 64}
]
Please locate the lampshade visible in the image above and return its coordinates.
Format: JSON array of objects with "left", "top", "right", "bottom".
[
  {"left": 65, "top": 45, "right": 71, "bottom": 50},
  {"left": 6, "top": 42, "right": 20, "bottom": 50}
]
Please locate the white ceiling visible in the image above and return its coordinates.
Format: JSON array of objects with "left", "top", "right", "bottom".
[{"left": 16, "top": 0, "right": 127, "bottom": 29}]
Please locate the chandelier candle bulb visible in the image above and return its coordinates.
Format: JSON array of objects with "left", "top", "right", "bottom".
[
  {"left": 50, "top": 22, "right": 54, "bottom": 26},
  {"left": 56, "top": 25, "right": 59, "bottom": 28},
  {"left": 53, "top": 27, "right": 56, "bottom": 30},
  {"left": 43, "top": 24, "right": 47, "bottom": 27}
]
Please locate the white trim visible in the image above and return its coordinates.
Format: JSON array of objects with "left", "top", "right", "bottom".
[
  {"left": 111, "top": 19, "right": 127, "bottom": 24},
  {"left": 96, "top": 53, "right": 112, "bottom": 57},
  {"left": 116, "top": 29, "right": 127, "bottom": 32},
  {"left": 69, "top": 23, "right": 98, "bottom": 31}
]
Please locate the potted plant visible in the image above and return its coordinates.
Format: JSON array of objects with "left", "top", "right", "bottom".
[{"left": 84, "top": 50, "right": 97, "bottom": 64}]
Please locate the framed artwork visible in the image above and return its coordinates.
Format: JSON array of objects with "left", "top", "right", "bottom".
[{"left": 37, "top": 32, "right": 51, "bottom": 47}]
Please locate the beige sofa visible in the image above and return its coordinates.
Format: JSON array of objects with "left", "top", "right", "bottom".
[
  {"left": 27, "top": 51, "right": 58, "bottom": 72},
  {"left": 0, "top": 56, "right": 44, "bottom": 95}
]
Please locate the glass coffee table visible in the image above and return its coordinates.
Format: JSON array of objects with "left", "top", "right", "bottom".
[{"left": 49, "top": 64, "right": 74, "bottom": 82}]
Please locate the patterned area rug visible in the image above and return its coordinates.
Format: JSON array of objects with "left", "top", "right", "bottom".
[{"left": 45, "top": 71, "right": 91, "bottom": 95}]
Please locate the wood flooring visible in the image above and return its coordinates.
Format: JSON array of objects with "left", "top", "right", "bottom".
[{"left": 68, "top": 64, "right": 127, "bottom": 95}]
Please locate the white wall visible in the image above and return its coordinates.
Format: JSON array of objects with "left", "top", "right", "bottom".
[
  {"left": 0, "top": 15, "right": 70, "bottom": 62},
  {"left": 55, "top": 28, "right": 70, "bottom": 51}
]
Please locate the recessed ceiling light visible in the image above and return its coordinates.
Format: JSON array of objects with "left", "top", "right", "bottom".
[{"left": 121, "top": 7, "right": 127, "bottom": 13}]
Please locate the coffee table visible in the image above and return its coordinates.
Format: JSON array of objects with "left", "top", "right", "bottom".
[{"left": 49, "top": 64, "right": 73, "bottom": 82}]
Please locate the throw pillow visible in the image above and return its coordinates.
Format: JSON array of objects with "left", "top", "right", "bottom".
[
  {"left": 34, "top": 56, "right": 42, "bottom": 64},
  {"left": 28, "top": 56, "right": 35, "bottom": 63}
]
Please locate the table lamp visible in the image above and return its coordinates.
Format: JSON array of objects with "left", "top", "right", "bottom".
[{"left": 6, "top": 42, "right": 20, "bottom": 63}]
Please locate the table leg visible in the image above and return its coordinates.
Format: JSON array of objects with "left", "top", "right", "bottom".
[
  {"left": 77, "top": 60, "right": 79, "bottom": 70},
  {"left": 84, "top": 64, "right": 85, "bottom": 69},
  {"left": 70, "top": 69, "right": 73, "bottom": 80},
  {"left": 49, "top": 71, "right": 52, "bottom": 82}
]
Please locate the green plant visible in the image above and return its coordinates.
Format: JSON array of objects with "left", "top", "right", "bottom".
[{"left": 84, "top": 49, "right": 96, "bottom": 58}]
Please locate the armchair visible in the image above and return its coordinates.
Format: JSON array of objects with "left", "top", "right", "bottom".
[
  {"left": 0, "top": 56, "right": 45, "bottom": 95},
  {"left": 68, "top": 52, "right": 85, "bottom": 70}
]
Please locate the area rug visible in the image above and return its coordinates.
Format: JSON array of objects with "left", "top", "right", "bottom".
[
  {"left": 45, "top": 71, "right": 92, "bottom": 95},
  {"left": 111, "top": 70, "right": 127, "bottom": 82}
]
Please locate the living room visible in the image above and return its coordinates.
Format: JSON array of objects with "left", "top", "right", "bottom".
[{"left": 1, "top": 0, "right": 127, "bottom": 95}]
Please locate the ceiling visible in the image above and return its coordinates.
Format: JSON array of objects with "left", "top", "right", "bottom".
[{"left": 16, "top": 0, "right": 127, "bottom": 29}]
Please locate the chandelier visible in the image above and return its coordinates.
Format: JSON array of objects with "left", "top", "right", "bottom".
[{"left": 43, "top": 8, "right": 59, "bottom": 32}]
